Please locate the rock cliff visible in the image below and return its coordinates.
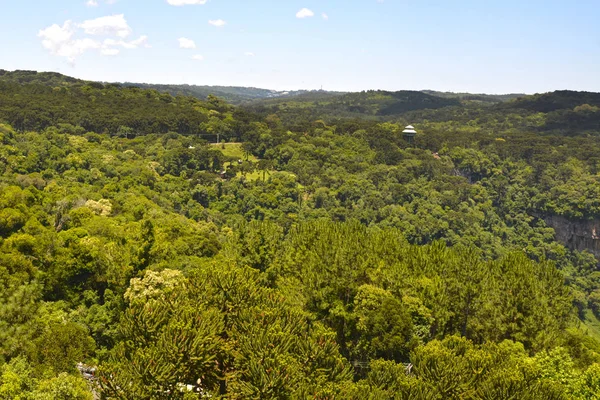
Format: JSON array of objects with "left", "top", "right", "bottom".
[{"left": 543, "top": 214, "right": 600, "bottom": 258}]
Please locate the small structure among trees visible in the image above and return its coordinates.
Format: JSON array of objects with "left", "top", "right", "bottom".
[{"left": 402, "top": 125, "right": 417, "bottom": 144}]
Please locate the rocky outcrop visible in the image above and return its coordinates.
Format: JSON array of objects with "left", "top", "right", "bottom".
[{"left": 543, "top": 214, "right": 600, "bottom": 258}]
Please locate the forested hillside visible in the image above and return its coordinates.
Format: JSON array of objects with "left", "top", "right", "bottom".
[
  {"left": 0, "top": 69, "right": 82, "bottom": 86},
  {"left": 421, "top": 90, "right": 525, "bottom": 103},
  {"left": 0, "top": 70, "right": 340, "bottom": 105},
  {"left": 120, "top": 82, "right": 340, "bottom": 105},
  {"left": 247, "top": 90, "right": 462, "bottom": 121},
  {"left": 2, "top": 74, "right": 600, "bottom": 398}
]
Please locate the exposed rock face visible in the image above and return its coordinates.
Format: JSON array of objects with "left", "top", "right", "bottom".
[{"left": 543, "top": 214, "right": 600, "bottom": 258}]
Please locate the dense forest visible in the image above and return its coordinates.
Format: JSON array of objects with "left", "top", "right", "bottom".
[
  {"left": 0, "top": 70, "right": 338, "bottom": 105},
  {"left": 2, "top": 70, "right": 600, "bottom": 398}
]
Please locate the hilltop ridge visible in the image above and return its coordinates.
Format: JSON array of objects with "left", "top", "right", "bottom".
[{"left": 1, "top": 69, "right": 598, "bottom": 135}]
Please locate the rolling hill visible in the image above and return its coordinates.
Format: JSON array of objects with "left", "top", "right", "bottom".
[{"left": 0, "top": 69, "right": 341, "bottom": 104}]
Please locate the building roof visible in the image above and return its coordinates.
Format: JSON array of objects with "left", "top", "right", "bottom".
[
  {"left": 405, "top": 125, "right": 415, "bottom": 130},
  {"left": 402, "top": 129, "right": 417, "bottom": 134}
]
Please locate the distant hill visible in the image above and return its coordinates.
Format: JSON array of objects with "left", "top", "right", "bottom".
[
  {"left": 246, "top": 90, "right": 461, "bottom": 120},
  {"left": 2, "top": 70, "right": 597, "bottom": 134},
  {"left": 495, "top": 91, "right": 600, "bottom": 134},
  {"left": 0, "top": 69, "right": 346, "bottom": 104},
  {"left": 0, "top": 69, "right": 83, "bottom": 86},
  {"left": 120, "top": 82, "right": 275, "bottom": 104},
  {"left": 422, "top": 90, "right": 525, "bottom": 104},
  {"left": 500, "top": 90, "right": 600, "bottom": 112},
  {"left": 352, "top": 90, "right": 461, "bottom": 115},
  {"left": 398, "top": 90, "right": 600, "bottom": 135},
  {"left": 0, "top": 75, "right": 225, "bottom": 134},
  {"left": 120, "top": 82, "right": 345, "bottom": 104}
]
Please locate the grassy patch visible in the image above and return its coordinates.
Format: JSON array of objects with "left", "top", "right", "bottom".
[
  {"left": 235, "top": 170, "right": 298, "bottom": 182},
  {"left": 236, "top": 171, "right": 264, "bottom": 181},
  {"left": 213, "top": 142, "right": 258, "bottom": 162},
  {"left": 581, "top": 309, "right": 600, "bottom": 342}
]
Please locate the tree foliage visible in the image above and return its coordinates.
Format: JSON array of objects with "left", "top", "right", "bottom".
[{"left": 1, "top": 75, "right": 600, "bottom": 398}]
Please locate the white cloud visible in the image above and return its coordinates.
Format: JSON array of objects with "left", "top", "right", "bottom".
[
  {"left": 208, "top": 19, "right": 226, "bottom": 27},
  {"left": 244, "top": 52, "right": 255, "bottom": 57},
  {"left": 39, "top": 21, "right": 75, "bottom": 50},
  {"left": 87, "top": 0, "right": 118, "bottom": 5},
  {"left": 296, "top": 8, "right": 314, "bottom": 18},
  {"left": 38, "top": 21, "right": 100, "bottom": 63},
  {"left": 178, "top": 37, "right": 196, "bottom": 49},
  {"left": 129, "top": 35, "right": 149, "bottom": 48},
  {"left": 101, "top": 48, "right": 120, "bottom": 56},
  {"left": 191, "top": 54, "right": 204, "bottom": 60},
  {"left": 322, "top": 13, "right": 329, "bottom": 20},
  {"left": 79, "top": 14, "right": 132, "bottom": 38},
  {"left": 103, "top": 35, "right": 149, "bottom": 49},
  {"left": 39, "top": 15, "right": 148, "bottom": 63},
  {"left": 167, "top": 0, "right": 208, "bottom": 5},
  {"left": 74, "top": 38, "right": 101, "bottom": 52}
]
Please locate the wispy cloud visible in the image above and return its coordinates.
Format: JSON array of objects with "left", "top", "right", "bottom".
[
  {"left": 86, "top": 0, "right": 117, "bottom": 6},
  {"left": 296, "top": 8, "right": 315, "bottom": 18},
  {"left": 178, "top": 37, "right": 196, "bottom": 49},
  {"left": 101, "top": 48, "right": 120, "bottom": 56},
  {"left": 191, "top": 54, "right": 204, "bottom": 60},
  {"left": 208, "top": 19, "right": 226, "bottom": 27},
  {"left": 104, "top": 35, "right": 149, "bottom": 49},
  {"left": 244, "top": 52, "right": 255, "bottom": 57},
  {"left": 79, "top": 14, "right": 132, "bottom": 38},
  {"left": 167, "top": 0, "right": 208, "bottom": 5},
  {"left": 322, "top": 13, "right": 329, "bottom": 20}
]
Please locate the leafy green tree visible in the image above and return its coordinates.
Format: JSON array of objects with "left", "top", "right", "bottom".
[
  {"left": 100, "top": 266, "right": 351, "bottom": 399},
  {"left": 31, "top": 321, "right": 95, "bottom": 375},
  {"left": 572, "top": 363, "right": 600, "bottom": 399},
  {"left": 353, "top": 285, "right": 415, "bottom": 362},
  {"left": 0, "top": 357, "right": 35, "bottom": 399},
  {"left": 30, "top": 373, "right": 93, "bottom": 400}
]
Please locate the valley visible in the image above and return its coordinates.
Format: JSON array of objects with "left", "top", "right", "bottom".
[{"left": 1, "top": 69, "right": 600, "bottom": 398}]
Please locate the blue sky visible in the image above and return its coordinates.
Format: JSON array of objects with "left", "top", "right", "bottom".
[{"left": 0, "top": 0, "right": 599, "bottom": 93}]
